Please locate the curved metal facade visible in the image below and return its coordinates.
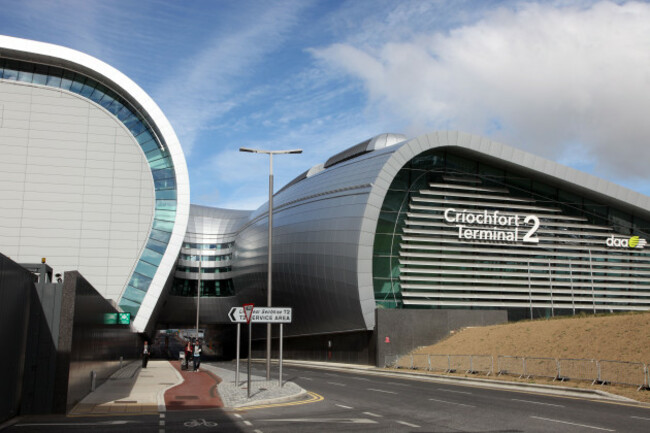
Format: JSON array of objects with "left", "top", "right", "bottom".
[
  {"left": 0, "top": 36, "right": 190, "bottom": 332},
  {"left": 228, "top": 131, "right": 650, "bottom": 335}
]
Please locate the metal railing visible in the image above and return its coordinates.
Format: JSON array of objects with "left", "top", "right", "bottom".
[{"left": 384, "top": 353, "right": 649, "bottom": 390}]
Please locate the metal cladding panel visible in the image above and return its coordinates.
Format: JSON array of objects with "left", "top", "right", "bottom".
[{"left": 233, "top": 149, "right": 398, "bottom": 336}]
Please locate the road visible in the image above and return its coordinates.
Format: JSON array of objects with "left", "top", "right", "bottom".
[{"left": 6, "top": 361, "right": 650, "bottom": 432}]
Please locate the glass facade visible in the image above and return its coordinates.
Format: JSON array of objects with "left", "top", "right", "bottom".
[
  {"left": 0, "top": 59, "right": 178, "bottom": 318},
  {"left": 374, "top": 149, "right": 650, "bottom": 319},
  {"left": 170, "top": 278, "right": 235, "bottom": 297}
]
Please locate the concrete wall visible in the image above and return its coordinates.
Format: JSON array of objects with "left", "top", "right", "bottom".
[
  {"left": 0, "top": 255, "right": 33, "bottom": 423},
  {"left": 375, "top": 309, "right": 508, "bottom": 366}
]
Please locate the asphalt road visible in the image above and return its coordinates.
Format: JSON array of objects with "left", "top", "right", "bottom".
[{"left": 5, "top": 362, "right": 650, "bottom": 432}]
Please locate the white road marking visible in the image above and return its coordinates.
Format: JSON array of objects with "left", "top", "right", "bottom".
[
  {"left": 298, "top": 376, "right": 313, "bottom": 381},
  {"left": 511, "top": 398, "right": 564, "bottom": 408},
  {"left": 244, "top": 420, "right": 252, "bottom": 426},
  {"left": 335, "top": 404, "right": 353, "bottom": 409},
  {"left": 234, "top": 414, "right": 243, "bottom": 419},
  {"left": 396, "top": 420, "right": 421, "bottom": 428},
  {"left": 15, "top": 421, "right": 138, "bottom": 426},
  {"left": 438, "top": 388, "right": 472, "bottom": 395},
  {"left": 324, "top": 372, "right": 339, "bottom": 376},
  {"left": 159, "top": 420, "right": 165, "bottom": 426},
  {"left": 429, "top": 398, "right": 475, "bottom": 408},
  {"left": 531, "top": 416, "right": 615, "bottom": 431},
  {"left": 262, "top": 418, "right": 377, "bottom": 424},
  {"left": 350, "top": 377, "right": 371, "bottom": 381},
  {"left": 631, "top": 416, "right": 650, "bottom": 421},
  {"left": 327, "top": 381, "right": 347, "bottom": 386},
  {"left": 254, "top": 430, "right": 263, "bottom": 433},
  {"left": 386, "top": 381, "right": 410, "bottom": 387},
  {"left": 159, "top": 413, "right": 165, "bottom": 418},
  {"left": 367, "top": 388, "right": 397, "bottom": 394},
  {"left": 363, "top": 412, "right": 383, "bottom": 418}
]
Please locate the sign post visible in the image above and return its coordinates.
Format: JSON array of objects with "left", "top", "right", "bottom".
[
  {"left": 243, "top": 303, "right": 254, "bottom": 398},
  {"left": 228, "top": 306, "right": 292, "bottom": 396}
]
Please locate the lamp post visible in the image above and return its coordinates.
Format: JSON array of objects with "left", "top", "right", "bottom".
[{"left": 239, "top": 147, "right": 302, "bottom": 380}]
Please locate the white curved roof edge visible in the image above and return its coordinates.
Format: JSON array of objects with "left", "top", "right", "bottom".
[
  {"left": 366, "top": 133, "right": 407, "bottom": 151},
  {"left": 357, "top": 130, "right": 650, "bottom": 329},
  {"left": 306, "top": 163, "right": 325, "bottom": 177},
  {"left": 0, "top": 35, "right": 191, "bottom": 332}
]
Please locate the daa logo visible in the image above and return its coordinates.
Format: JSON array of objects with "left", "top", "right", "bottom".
[{"left": 606, "top": 235, "right": 647, "bottom": 249}]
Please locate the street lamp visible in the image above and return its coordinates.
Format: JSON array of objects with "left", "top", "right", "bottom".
[{"left": 239, "top": 147, "right": 302, "bottom": 380}]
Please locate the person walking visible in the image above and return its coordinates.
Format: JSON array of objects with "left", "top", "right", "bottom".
[
  {"left": 184, "top": 340, "right": 193, "bottom": 370},
  {"left": 193, "top": 340, "right": 202, "bottom": 372},
  {"left": 142, "top": 341, "right": 150, "bottom": 368}
]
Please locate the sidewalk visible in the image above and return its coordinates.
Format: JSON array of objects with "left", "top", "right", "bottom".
[
  {"left": 70, "top": 360, "right": 182, "bottom": 415},
  {"left": 69, "top": 359, "right": 305, "bottom": 414}
]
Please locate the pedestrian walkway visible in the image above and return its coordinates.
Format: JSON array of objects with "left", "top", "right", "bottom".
[
  {"left": 69, "top": 359, "right": 306, "bottom": 414},
  {"left": 70, "top": 360, "right": 182, "bottom": 415}
]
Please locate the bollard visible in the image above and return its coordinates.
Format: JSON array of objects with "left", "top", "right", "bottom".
[{"left": 90, "top": 371, "right": 97, "bottom": 392}]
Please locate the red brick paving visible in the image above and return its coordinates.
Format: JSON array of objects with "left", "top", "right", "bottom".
[{"left": 165, "top": 361, "right": 224, "bottom": 410}]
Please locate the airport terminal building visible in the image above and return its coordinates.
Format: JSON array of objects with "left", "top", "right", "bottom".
[{"left": 2, "top": 36, "right": 650, "bottom": 360}]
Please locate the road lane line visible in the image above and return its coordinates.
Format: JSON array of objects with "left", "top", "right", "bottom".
[
  {"left": 243, "top": 420, "right": 252, "bottom": 426},
  {"left": 367, "top": 388, "right": 397, "bottom": 394},
  {"left": 336, "top": 404, "right": 353, "bottom": 409},
  {"left": 298, "top": 376, "right": 313, "bottom": 381},
  {"left": 531, "top": 416, "right": 615, "bottom": 431},
  {"left": 396, "top": 420, "right": 421, "bottom": 428},
  {"left": 631, "top": 416, "right": 650, "bottom": 421},
  {"left": 327, "top": 382, "right": 347, "bottom": 386},
  {"left": 363, "top": 412, "right": 383, "bottom": 418},
  {"left": 511, "top": 398, "right": 564, "bottom": 408},
  {"left": 438, "top": 388, "right": 472, "bottom": 395},
  {"left": 386, "top": 381, "right": 410, "bottom": 387},
  {"left": 350, "top": 377, "right": 371, "bottom": 381},
  {"left": 429, "top": 398, "right": 475, "bottom": 408}
]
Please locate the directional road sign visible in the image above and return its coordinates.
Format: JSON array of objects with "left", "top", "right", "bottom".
[{"left": 228, "top": 307, "right": 292, "bottom": 323}]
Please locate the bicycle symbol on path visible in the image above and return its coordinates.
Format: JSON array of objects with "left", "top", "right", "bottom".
[{"left": 184, "top": 418, "right": 218, "bottom": 427}]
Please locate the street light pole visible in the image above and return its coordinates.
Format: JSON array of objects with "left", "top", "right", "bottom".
[{"left": 239, "top": 147, "right": 302, "bottom": 380}]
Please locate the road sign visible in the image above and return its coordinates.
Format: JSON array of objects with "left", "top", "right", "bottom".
[
  {"left": 228, "top": 306, "right": 292, "bottom": 323},
  {"left": 243, "top": 303, "right": 254, "bottom": 324}
]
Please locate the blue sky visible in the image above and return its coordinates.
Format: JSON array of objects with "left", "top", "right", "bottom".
[{"left": 2, "top": 0, "right": 650, "bottom": 209}]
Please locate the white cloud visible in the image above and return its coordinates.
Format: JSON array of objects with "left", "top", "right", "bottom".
[
  {"left": 153, "top": 1, "right": 308, "bottom": 155},
  {"left": 311, "top": 1, "right": 650, "bottom": 184}
]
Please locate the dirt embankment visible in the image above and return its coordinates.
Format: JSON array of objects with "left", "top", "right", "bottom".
[
  {"left": 414, "top": 312, "right": 650, "bottom": 363},
  {"left": 409, "top": 312, "right": 650, "bottom": 403}
]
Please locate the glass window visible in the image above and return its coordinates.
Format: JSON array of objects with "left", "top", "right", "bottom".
[
  {"left": 154, "top": 209, "right": 176, "bottom": 222},
  {"left": 146, "top": 238, "right": 168, "bottom": 255},
  {"left": 17, "top": 66, "right": 34, "bottom": 83},
  {"left": 69, "top": 74, "right": 85, "bottom": 93},
  {"left": 89, "top": 83, "right": 108, "bottom": 104},
  {"left": 149, "top": 229, "right": 171, "bottom": 243},
  {"left": 155, "top": 189, "right": 177, "bottom": 200},
  {"left": 135, "top": 261, "right": 158, "bottom": 278},
  {"left": 156, "top": 199, "right": 177, "bottom": 210},
  {"left": 152, "top": 168, "right": 174, "bottom": 181},
  {"left": 153, "top": 219, "right": 174, "bottom": 232},
  {"left": 150, "top": 156, "right": 173, "bottom": 170},
  {"left": 129, "top": 272, "right": 152, "bottom": 291},
  {"left": 118, "top": 298, "right": 140, "bottom": 316},
  {"left": 123, "top": 286, "right": 146, "bottom": 303},
  {"left": 32, "top": 64, "right": 48, "bottom": 85},
  {"left": 141, "top": 248, "right": 163, "bottom": 267},
  {"left": 80, "top": 80, "right": 96, "bottom": 97},
  {"left": 154, "top": 177, "right": 176, "bottom": 190},
  {"left": 60, "top": 70, "right": 75, "bottom": 90}
]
